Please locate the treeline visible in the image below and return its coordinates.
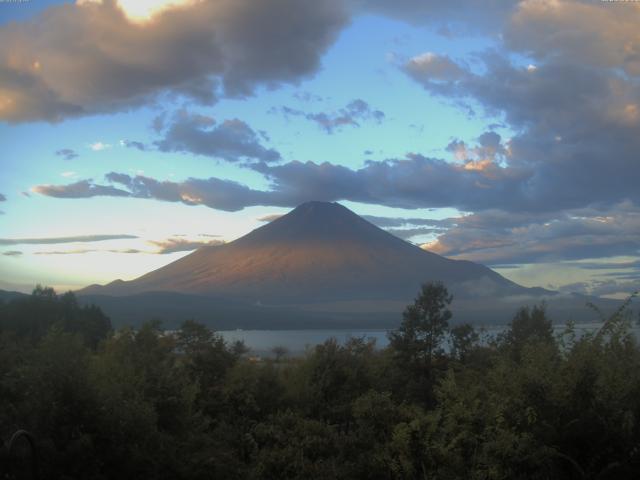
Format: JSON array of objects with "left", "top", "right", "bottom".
[{"left": 1, "top": 283, "right": 639, "bottom": 479}]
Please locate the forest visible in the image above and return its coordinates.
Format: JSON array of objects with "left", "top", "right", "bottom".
[{"left": 1, "top": 284, "right": 639, "bottom": 479}]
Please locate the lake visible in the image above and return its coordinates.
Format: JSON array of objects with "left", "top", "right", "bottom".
[{"left": 218, "top": 322, "right": 640, "bottom": 357}]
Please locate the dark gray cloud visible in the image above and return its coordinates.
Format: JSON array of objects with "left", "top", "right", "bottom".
[
  {"left": 556, "top": 278, "right": 640, "bottom": 299},
  {"left": 0, "top": 0, "right": 348, "bottom": 122},
  {"left": 120, "top": 140, "right": 147, "bottom": 151},
  {"left": 2, "top": 251, "right": 22, "bottom": 257},
  {"left": 252, "top": 153, "right": 531, "bottom": 211},
  {"left": 29, "top": 148, "right": 536, "bottom": 213},
  {"left": 276, "top": 99, "right": 385, "bottom": 133},
  {"left": 0, "top": 193, "right": 5, "bottom": 201},
  {"left": 99, "top": 172, "right": 287, "bottom": 211},
  {"left": 572, "top": 260, "right": 640, "bottom": 271},
  {"left": 404, "top": 52, "right": 640, "bottom": 212},
  {"left": 55, "top": 148, "right": 79, "bottom": 160},
  {"left": 358, "top": 0, "right": 513, "bottom": 33},
  {"left": 421, "top": 204, "right": 640, "bottom": 266},
  {"left": 0, "top": 234, "right": 138, "bottom": 246},
  {"left": 154, "top": 110, "right": 280, "bottom": 162}
]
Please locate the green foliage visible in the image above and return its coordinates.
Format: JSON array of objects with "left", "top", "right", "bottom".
[
  {"left": 450, "top": 323, "right": 479, "bottom": 362},
  {"left": 502, "top": 304, "right": 554, "bottom": 357},
  {"left": 0, "top": 286, "right": 111, "bottom": 348},
  {"left": 1, "top": 286, "right": 640, "bottom": 479},
  {"left": 389, "top": 282, "right": 453, "bottom": 366},
  {"left": 387, "top": 282, "right": 453, "bottom": 404}
]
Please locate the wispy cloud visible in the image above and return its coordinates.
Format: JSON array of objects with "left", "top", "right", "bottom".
[
  {"left": 148, "top": 238, "right": 224, "bottom": 254},
  {"left": 34, "top": 248, "right": 142, "bottom": 256},
  {"left": 257, "top": 214, "right": 284, "bottom": 222},
  {"left": 55, "top": 148, "right": 79, "bottom": 160},
  {"left": 120, "top": 140, "right": 147, "bottom": 151},
  {"left": 0, "top": 234, "right": 138, "bottom": 246},
  {"left": 275, "top": 99, "right": 385, "bottom": 133},
  {"left": 32, "top": 179, "right": 130, "bottom": 199},
  {"left": 89, "top": 141, "right": 112, "bottom": 151},
  {"left": 2, "top": 251, "right": 22, "bottom": 257},
  {"left": 31, "top": 237, "right": 223, "bottom": 256}
]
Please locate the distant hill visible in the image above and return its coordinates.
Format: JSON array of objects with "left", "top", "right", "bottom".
[{"left": 0, "top": 289, "right": 28, "bottom": 303}]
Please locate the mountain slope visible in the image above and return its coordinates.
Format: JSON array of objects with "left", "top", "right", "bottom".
[{"left": 81, "top": 201, "right": 528, "bottom": 303}]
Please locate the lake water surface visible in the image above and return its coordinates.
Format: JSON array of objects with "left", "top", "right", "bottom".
[{"left": 218, "top": 322, "right": 640, "bottom": 356}]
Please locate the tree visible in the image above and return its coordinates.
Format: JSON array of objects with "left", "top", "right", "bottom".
[
  {"left": 271, "top": 345, "right": 289, "bottom": 363},
  {"left": 450, "top": 323, "right": 479, "bottom": 363},
  {"left": 503, "top": 304, "right": 553, "bottom": 359},
  {"left": 388, "top": 282, "right": 453, "bottom": 368}
]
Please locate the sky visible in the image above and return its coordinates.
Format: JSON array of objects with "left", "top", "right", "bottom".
[{"left": 0, "top": 0, "right": 639, "bottom": 298}]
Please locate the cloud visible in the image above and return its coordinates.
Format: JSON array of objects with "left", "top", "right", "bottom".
[
  {"left": 120, "top": 139, "right": 147, "bottom": 151},
  {"left": 556, "top": 278, "right": 640, "bottom": 299},
  {"left": 362, "top": 215, "right": 453, "bottom": 228},
  {"left": 421, "top": 203, "right": 640, "bottom": 266},
  {"left": 0, "top": 193, "right": 5, "bottom": 201},
  {"left": 28, "top": 118, "right": 634, "bottom": 217},
  {"left": 257, "top": 214, "right": 283, "bottom": 222},
  {"left": 89, "top": 141, "right": 112, "bottom": 151},
  {"left": 403, "top": 52, "right": 640, "bottom": 212},
  {"left": 0, "top": 234, "right": 138, "bottom": 246},
  {"left": 34, "top": 248, "right": 143, "bottom": 255},
  {"left": 31, "top": 237, "right": 223, "bottom": 255},
  {"left": 405, "top": 52, "right": 467, "bottom": 83},
  {"left": 252, "top": 153, "right": 530, "bottom": 211},
  {"left": 31, "top": 148, "right": 531, "bottom": 212},
  {"left": 0, "top": 0, "right": 348, "bottom": 122},
  {"left": 32, "top": 179, "right": 130, "bottom": 198},
  {"left": 359, "top": 0, "right": 514, "bottom": 33},
  {"left": 504, "top": 0, "right": 640, "bottom": 76},
  {"left": 55, "top": 148, "right": 79, "bottom": 160},
  {"left": 100, "top": 172, "right": 284, "bottom": 211},
  {"left": 61, "top": 171, "right": 77, "bottom": 178},
  {"left": 2, "top": 251, "right": 22, "bottom": 257},
  {"left": 148, "top": 237, "right": 224, "bottom": 254},
  {"left": 276, "top": 99, "right": 385, "bottom": 133},
  {"left": 570, "top": 260, "right": 640, "bottom": 271},
  {"left": 154, "top": 109, "right": 280, "bottom": 162},
  {"left": 385, "top": 227, "right": 443, "bottom": 241}
]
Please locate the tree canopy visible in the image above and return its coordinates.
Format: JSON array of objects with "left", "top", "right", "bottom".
[{"left": 1, "top": 286, "right": 639, "bottom": 479}]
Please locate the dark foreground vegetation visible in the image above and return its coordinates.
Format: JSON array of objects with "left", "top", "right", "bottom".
[{"left": 1, "top": 284, "right": 639, "bottom": 479}]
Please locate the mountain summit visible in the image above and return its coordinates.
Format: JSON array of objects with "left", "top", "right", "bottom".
[{"left": 82, "top": 201, "right": 524, "bottom": 303}]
